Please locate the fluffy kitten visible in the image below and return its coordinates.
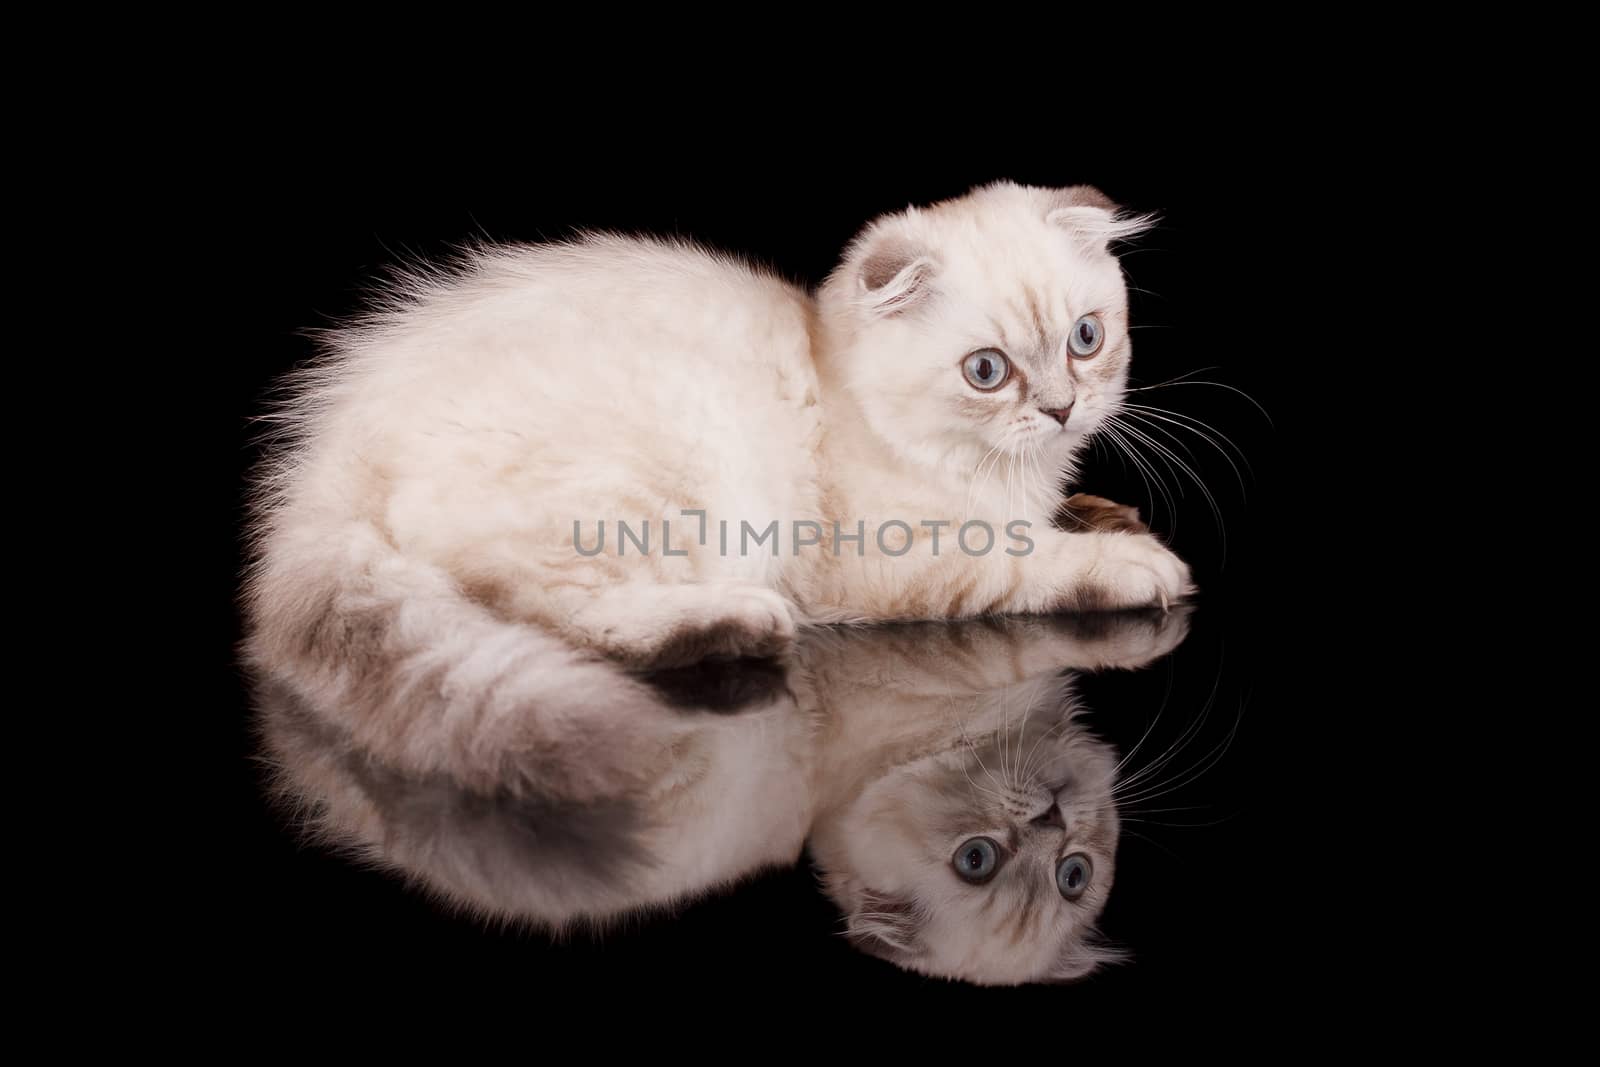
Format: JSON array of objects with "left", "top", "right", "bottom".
[
  {"left": 258, "top": 611, "right": 1190, "bottom": 984},
  {"left": 244, "top": 181, "right": 1191, "bottom": 793}
]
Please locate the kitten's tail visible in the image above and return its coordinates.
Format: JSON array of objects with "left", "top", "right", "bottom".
[{"left": 243, "top": 517, "right": 675, "bottom": 800}]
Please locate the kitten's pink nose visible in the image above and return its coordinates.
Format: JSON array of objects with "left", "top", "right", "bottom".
[{"left": 1041, "top": 403, "right": 1075, "bottom": 427}]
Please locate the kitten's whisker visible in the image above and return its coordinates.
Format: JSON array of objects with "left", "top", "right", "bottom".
[
  {"left": 1126, "top": 366, "right": 1225, "bottom": 391},
  {"left": 1018, "top": 712, "right": 1076, "bottom": 788},
  {"left": 958, "top": 753, "right": 1006, "bottom": 806},
  {"left": 1125, "top": 376, "right": 1273, "bottom": 426},
  {"left": 1118, "top": 814, "right": 1239, "bottom": 829},
  {"left": 1050, "top": 662, "right": 1221, "bottom": 806},
  {"left": 1105, "top": 666, "right": 1177, "bottom": 782},
  {"left": 1001, "top": 682, "right": 1040, "bottom": 787},
  {"left": 1023, "top": 449, "right": 1033, "bottom": 528},
  {"left": 1097, "top": 422, "right": 1176, "bottom": 530},
  {"left": 1122, "top": 416, "right": 1226, "bottom": 555},
  {"left": 1104, "top": 417, "right": 1177, "bottom": 516},
  {"left": 1118, "top": 411, "right": 1232, "bottom": 558},
  {"left": 1121, "top": 828, "right": 1187, "bottom": 863},
  {"left": 1109, "top": 411, "right": 1196, "bottom": 502},
  {"left": 1000, "top": 685, "right": 1020, "bottom": 785},
  {"left": 1113, "top": 684, "right": 1243, "bottom": 808},
  {"left": 1122, "top": 402, "right": 1254, "bottom": 480},
  {"left": 1106, "top": 410, "right": 1221, "bottom": 556},
  {"left": 1111, "top": 665, "right": 1223, "bottom": 797},
  {"left": 1114, "top": 411, "right": 1213, "bottom": 485},
  {"left": 965, "top": 442, "right": 1006, "bottom": 521},
  {"left": 1005, "top": 451, "right": 1017, "bottom": 533},
  {"left": 1112, "top": 717, "right": 1240, "bottom": 808},
  {"left": 1121, "top": 407, "right": 1248, "bottom": 510},
  {"left": 945, "top": 695, "right": 1008, "bottom": 802},
  {"left": 947, "top": 700, "right": 1007, "bottom": 804},
  {"left": 966, "top": 426, "right": 1022, "bottom": 522},
  {"left": 1092, "top": 424, "right": 1142, "bottom": 509},
  {"left": 1022, "top": 441, "right": 1044, "bottom": 530}
]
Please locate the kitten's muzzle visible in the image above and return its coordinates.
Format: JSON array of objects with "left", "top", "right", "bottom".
[
  {"left": 1031, "top": 804, "right": 1067, "bottom": 829},
  {"left": 1040, "top": 402, "right": 1075, "bottom": 427}
]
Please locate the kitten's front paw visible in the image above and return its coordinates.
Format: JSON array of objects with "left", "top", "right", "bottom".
[{"left": 1059, "top": 533, "right": 1194, "bottom": 612}]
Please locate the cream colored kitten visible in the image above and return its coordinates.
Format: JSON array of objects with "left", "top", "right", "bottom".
[{"left": 245, "top": 181, "right": 1191, "bottom": 793}]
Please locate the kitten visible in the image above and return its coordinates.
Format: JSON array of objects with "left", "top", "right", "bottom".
[
  {"left": 244, "top": 181, "right": 1190, "bottom": 792},
  {"left": 800, "top": 614, "right": 1183, "bottom": 984},
  {"left": 258, "top": 610, "right": 1191, "bottom": 983}
]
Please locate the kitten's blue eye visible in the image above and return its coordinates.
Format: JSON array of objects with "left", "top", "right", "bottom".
[
  {"left": 953, "top": 837, "right": 1001, "bottom": 883},
  {"left": 962, "top": 349, "right": 1010, "bottom": 391},
  {"left": 1056, "top": 853, "right": 1093, "bottom": 899},
  {"left": 1068, "top": 316, "right": 1104, "bottom": 358}
]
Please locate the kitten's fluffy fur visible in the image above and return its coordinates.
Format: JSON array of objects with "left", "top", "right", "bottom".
[{"left": 245, "top": 181, "right": 1191, "bottom": 796}]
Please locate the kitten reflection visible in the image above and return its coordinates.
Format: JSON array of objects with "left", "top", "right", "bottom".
[
  {"left": 256, "top": 608, "right": 1188, "bottom": 985},
  {"left": 804, "top": 619, "right": 1144, "bottom": 985},
  {"left": 259, "top": 667, "right": 813, "bottom": 927}
]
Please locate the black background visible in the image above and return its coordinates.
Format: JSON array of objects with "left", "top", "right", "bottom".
[{"left": 205, "top": 118, "right": 1327, "bottom": 1007}]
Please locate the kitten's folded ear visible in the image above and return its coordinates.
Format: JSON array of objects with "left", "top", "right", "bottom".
[
  {"left": 853, "top": 228, "right": 938, "bottom": 318},
  {"left": 1045, "top": 185, "right": 1158, "bottom": 252}
]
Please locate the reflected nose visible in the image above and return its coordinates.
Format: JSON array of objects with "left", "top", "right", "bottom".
[
  {"left": 1040, "top": 402, "right": 1075, "bottom": 426},
  {"left": 1031, "top": 805, "right": 1066, "bottom": 829}
]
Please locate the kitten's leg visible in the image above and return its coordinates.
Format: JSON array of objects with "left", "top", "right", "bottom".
[
  {"left": 1005, "top": 529, "right": 1193, "bottom": 614},
  {"left": 816, "top": 528, "right": 1192, "bottom": 622},
  {"left": 557, "top": 582, "right": 798, "bottom": 667}
]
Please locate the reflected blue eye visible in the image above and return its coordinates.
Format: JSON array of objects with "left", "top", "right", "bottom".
[
  {"left": 953, "top": 837, "right": 1001, "bottom": 883},
  {"left": 962, "top": 349, "right": 1010, "bottom": 391},
  {"left": 1056, "top": 853, "right": 1093, "bottom": 899},
  {"left": 1068, "top": 315, "right": 1104, "bottom": 358}
]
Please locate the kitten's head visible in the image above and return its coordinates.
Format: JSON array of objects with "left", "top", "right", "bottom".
[
  {"left": 819, "top": 181, "right": 1152, "bottom": 478},
  {"left": 810, "top": 696, "right": 1123, "bottom": 985}
]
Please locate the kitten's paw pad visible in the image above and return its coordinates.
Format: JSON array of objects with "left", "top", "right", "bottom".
[
  {"left": 651, "top": 588, "right": 796, "bottom": 666},
  {"left": 1056, "top": 493, "right": 1149, "bottom": 534},
  {"left": 1064, "top": 535, "right": 1194, "bottom": 612}
]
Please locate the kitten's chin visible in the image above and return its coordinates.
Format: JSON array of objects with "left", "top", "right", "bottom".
[{"left": 1023, "top": 426, "right": 1088, "bottom": 459}]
